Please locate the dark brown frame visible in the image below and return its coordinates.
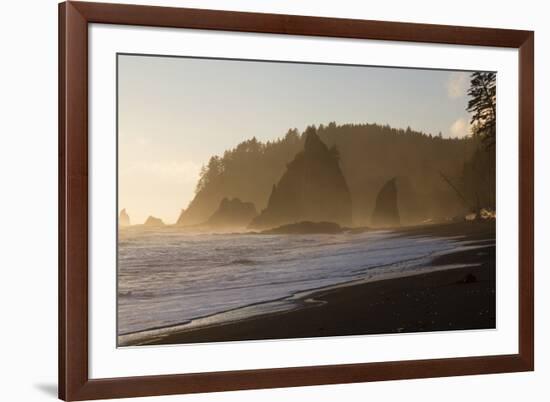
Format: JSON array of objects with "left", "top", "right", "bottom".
[{"left": 59, "top": 1, "right": 534, "bottom": 400}]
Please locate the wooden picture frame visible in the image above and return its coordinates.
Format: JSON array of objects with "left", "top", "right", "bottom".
[{"left": 59, "top": 1, "right": 534, "bottom": 400}]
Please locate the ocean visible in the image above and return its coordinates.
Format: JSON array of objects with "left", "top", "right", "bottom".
[{"left": 117, "top": 228, "right": 486, "bottom": 345}]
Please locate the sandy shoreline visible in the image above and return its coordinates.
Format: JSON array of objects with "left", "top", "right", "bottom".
[{"left": 124, "top": 221, "right": 496, "bottom": 346}]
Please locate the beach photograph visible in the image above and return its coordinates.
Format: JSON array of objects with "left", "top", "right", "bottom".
[{"left": 117, "top": 54, "right": 496, "bottom": 347}]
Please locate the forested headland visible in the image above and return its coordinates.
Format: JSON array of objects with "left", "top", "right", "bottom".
[{"left": 173, "top": 72, "right": 496, "bottom": 229}]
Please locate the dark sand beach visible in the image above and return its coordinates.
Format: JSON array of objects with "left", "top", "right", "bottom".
[{"left": 140, "top": 221, "right": 495, "bottom": 346}]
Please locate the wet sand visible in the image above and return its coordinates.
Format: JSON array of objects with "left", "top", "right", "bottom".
[{"left": 139, "top": 221, "right": 496, "bottom": 346}]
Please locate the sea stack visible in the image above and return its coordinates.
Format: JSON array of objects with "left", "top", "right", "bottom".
[
  {"left": 204, "top": 198, "right": 257, "bottom": 228},
  {"left": 143, "top": 216, "right": 165, "bottom": 227},
  {"left": 119, "top": 209, "right": 130, "bottom": 227},
  {"left": 371, "top": 178, "right": 400, "bottom": 227},
  {"left": 249, "top": 127, "right": 352, "bottom": 229}
]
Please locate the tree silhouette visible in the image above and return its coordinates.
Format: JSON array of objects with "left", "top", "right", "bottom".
[
  {"left": 467, "top": 72, "right": 496, "bottom": 148},
  {"left": 453, "top": 72, "right": 497, "bottom": 215}
]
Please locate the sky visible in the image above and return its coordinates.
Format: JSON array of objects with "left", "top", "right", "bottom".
[{"left": 118, "top": 54, "right": 475, "bottom": 224}]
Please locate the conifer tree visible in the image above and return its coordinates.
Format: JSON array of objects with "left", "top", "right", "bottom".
[{"left": 467, "top": 72, "right": 496, "bottom": 148}]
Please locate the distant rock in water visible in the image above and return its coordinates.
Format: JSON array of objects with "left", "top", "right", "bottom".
[
  {"left": 249, "top": 127, "right": 352, "bottom": 229},
  {"left": 119, "top": 208, "right": 130, "bottom": 227},
  {"left": 204, "top": 197, "right": 257, "bottom": 228},
  {"left": 143, "top": 216, "right": 165, "bottom": 227},
  {"left": 371, "top": 178, "right": 400, "bottom": 227},
  {"left": 261, "top": 221, "right": 343, "bottom": 235}
]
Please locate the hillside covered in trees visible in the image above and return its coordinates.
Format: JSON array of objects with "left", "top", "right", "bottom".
[{"left": 176, "top": 121, "right": 484, "bottom": 228}]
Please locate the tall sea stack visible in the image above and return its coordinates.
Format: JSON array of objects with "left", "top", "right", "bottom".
[
  {"left": 371, "top": 178, "right": 400, "bottom": 227},
  {"left": 119, "top": 209, "right": 130, "bottom": 227},
  {"left": 249, "top": 127, "right": 352, "bottom": 229}
]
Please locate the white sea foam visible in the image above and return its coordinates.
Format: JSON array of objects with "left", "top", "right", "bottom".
[{"left": 117, "top": 228, "right": 490, "bottom": 343}]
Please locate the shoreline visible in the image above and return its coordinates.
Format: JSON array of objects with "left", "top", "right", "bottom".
[{"left": 121, "top": 221, "right": 495, "bottom": 346}]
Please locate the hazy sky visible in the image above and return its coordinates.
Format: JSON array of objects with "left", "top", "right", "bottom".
[{"left": 118, "top": 54, "right": 474, "bottom": 224}]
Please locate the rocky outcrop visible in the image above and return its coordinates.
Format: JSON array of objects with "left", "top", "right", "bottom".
[
  {"left": 371, "top": 178, "right": 400, "bottom": 227},
  {"left": 204, "top": 198, "right": 257, "bottom": 228},
  {"left": 143, "top": 216, "right": 165, "bottom": 227},
  {"left": 119, "top": 209, "right": 130, "bottom": 227},
  {"left": 249, "top": 127, "right": 352, "bottom": 229}
]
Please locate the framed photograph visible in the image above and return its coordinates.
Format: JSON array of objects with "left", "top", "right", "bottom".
[{"left": 59, "top": 1, "right": 534, "bottom": 400}]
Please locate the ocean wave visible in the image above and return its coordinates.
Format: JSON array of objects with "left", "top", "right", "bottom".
[{"left": 117, "top": 230, "right": 484, "bottom": 335}]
